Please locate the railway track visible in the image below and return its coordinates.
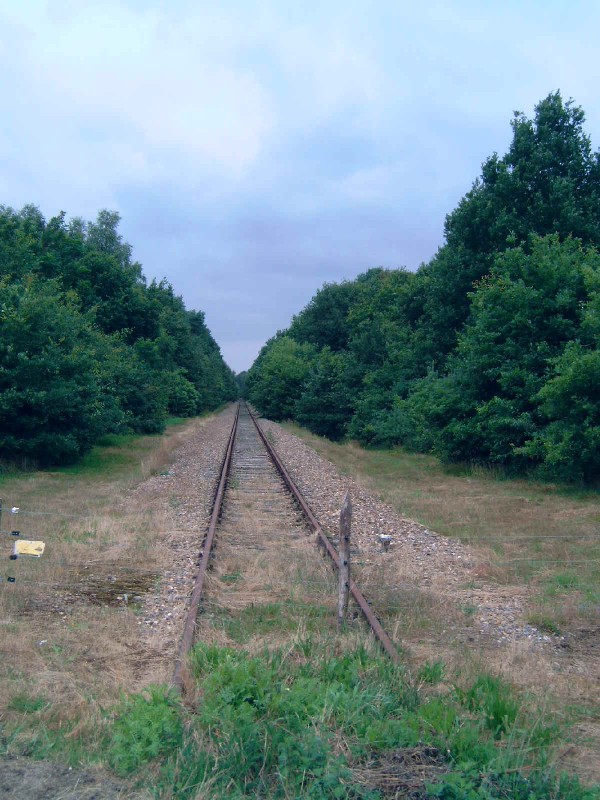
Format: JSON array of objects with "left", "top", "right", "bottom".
[{"left": 173, "top": 402, "right": 398, "bottom": 690}]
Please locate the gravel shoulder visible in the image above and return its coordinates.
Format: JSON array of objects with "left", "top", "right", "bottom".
[
  {"left": 126, "top": 405, "right": 237, "bottom": 683},
  {"left": 260, "top": 417, "right": 548, "bottom": 649}
]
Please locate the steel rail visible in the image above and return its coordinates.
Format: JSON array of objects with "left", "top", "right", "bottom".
[
  {"left": 246, "top": 403, "right": 400, "bottom": 663},
  {"left": 172, "top": 402, "right": 240, "bottom": 691}
]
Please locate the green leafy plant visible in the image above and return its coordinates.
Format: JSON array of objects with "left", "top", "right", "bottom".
[
  {"left": 418, "top": 660, "right": 446, "bottom": 685},
  {"left": 107, "top": 685, "right": 184, "bottom": 776},
  {"left": 459, "top": 674, "right": 520, "bottom": 738}
]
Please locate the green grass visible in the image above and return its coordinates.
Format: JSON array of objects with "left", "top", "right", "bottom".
[
  {"left": 207, "top": 600, "right": 333, "bottom": 644},
  {"left": 417, "top": 659, "right": 446, "bottom": 685},
  {"left": 53, "top": 420, "right": 195, "bottom": 479},
  {"left": 7, "top": 694, "right": 48, "bottom": 714},
  {"left": 52, "top": 435, "right": 143, "bottom": 477},
  {"left": 0, "top": 419, "right": 193, "bottom": 491},
  {"left": 545, "top": 573, "right": 582, "bottom": 595},
  {"left": 6, "top": 642, "right": 597, "bottom": 799},
  {"left": 527, "top": 614, "right": 563, "bottom": 637}
]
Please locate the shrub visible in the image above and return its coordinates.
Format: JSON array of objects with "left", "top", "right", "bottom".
[
  {"left": 107, "top": 686, "right": 184, "bottom": 776},
  {"left": 0, "top": 279, "right": 123, "bottom": 465}
]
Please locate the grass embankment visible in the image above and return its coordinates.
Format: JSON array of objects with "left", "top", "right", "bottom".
[{"left": 282, "top": 424, "right": 600, "bottom": 641}]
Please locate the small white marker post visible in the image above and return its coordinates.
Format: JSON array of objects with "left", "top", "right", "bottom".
[{"left": 337, "top": 491, "right": 352, "bottom": 632}]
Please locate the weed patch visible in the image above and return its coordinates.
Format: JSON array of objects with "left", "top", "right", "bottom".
[
  {"left": 418, "top": 660, "right": 445, "bottom": 685},
  {"left": 5, "top": 643, "right": 597, "bottom": 798},
  {"left": 107, "top": 686, "right": 184, "bottom": 776},
  {"left": 7, "top": 694, "right": 48, "bottom": 714},
  {"left": 168, "top": 646, "right": 593, "bottom": 797},
  {"left": 208, "top": 601, "right": 332, "bottom": 644}
]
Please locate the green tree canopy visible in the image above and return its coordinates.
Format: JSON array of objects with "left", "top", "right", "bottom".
[
  {"left": 420, "top": 91, "right": 600, "bottom": 365},
  {"left": 0, "top": 205, "right": 236, "bottom": 467},
  {"left": 246, "top": 337, "right": 316, "bottom": 420},
  {"left": 247, "top": 92, "right": 600, "bottom": 484},
  {"left": 0, "top": 279, "right": 122, "bottom": 465}
]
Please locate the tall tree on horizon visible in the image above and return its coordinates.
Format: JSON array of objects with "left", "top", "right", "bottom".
[{"left": 419, "top": 91, "right": 600, "bottom": 364}]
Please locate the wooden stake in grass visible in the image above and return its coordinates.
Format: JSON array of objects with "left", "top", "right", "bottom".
[{"left": 337, "top": 491, "right": 351, "bottom": 632}]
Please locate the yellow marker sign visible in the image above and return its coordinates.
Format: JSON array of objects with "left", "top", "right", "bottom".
[{"left": 13, "top": 540, "right": 45, "bottom": 557}]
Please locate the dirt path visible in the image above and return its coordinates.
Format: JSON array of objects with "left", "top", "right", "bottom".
[{"left": 0, "top": 756, "right": 144, "bottom": 799}]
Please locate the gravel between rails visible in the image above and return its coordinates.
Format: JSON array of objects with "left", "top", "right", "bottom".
[{"left": 259, "top": 418, "right": 556, "bottom": 650}]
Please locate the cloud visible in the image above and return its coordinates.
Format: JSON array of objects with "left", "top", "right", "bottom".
[
  {"left": 2, "top": 0, "right": 600, "bottom": 371},
  {"left": 1, "top": 1, "right": 274, "bottom": 189}
]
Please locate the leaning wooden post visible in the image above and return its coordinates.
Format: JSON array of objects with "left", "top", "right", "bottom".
[{"left": 337, "top": 491, "right": 352, "bottom": 632}]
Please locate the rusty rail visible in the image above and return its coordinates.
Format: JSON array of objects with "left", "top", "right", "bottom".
[
  {"left": 172, "top": 402, "right": 240, "bottom": 691},
  {"left": 172, "top": 401, "right": 399, "bottom": 691},
  {"left": 246, "top": 404, "right": 400, "bottom": 663}
]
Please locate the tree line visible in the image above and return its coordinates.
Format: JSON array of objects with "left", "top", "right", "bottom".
[
  {"left": 246, "top": 92, "right": 600, "bottom": 484},
  {"left": 0, "top": 206, "right": 236, "bottom": 467}
]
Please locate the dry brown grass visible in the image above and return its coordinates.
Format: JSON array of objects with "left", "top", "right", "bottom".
[{"left": 0, "top": 417, "right": 209, "bottom": 732}]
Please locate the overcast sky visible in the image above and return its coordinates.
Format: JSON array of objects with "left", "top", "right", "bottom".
[{"left": 2, "top": 1, "right": 600, "bottom": 372}]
